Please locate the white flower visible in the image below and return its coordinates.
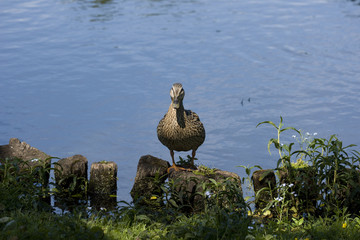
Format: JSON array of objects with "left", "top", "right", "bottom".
[
  {"left": 314, "top": 132, "right": 318, "bottom": 136},
  {"left": 288, "top": 183, "right": 294, "bottom": 188},
  {"left": 281, "top": 183, "right": 287, "bottom": 188},
  {"left": 292, "top": 135, "right": 296, "bottom": 138},
  {"left": 306, "top": 132, "right": 310, "bottom": 136},
  {"left": 248, "top": 226, "right": 254, "bottom": 230},
  {"left": 31, "top": 158, "right": 39, "bottom": 162},
  {"left": 274, "top": 197, "right": 284, "bottom": 201}
]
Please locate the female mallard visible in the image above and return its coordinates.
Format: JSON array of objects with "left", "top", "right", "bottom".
[{"left": 157, "top": 83, "right": 205, "bottom": 171}]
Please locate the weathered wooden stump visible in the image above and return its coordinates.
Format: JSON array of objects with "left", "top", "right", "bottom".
[
  {"left": 130, "top": 155, "right": 169, "bottom": 205},
  {"left": 89, "top": 161, "right": 118, "bottom": 209},
  {"left": 278, "top": 167, "right": 318, "bottom": 216},
  {"left": 54, "top": 154, "right": 88, "bottom": 196},
  {"left": 333, "top": 168, "right": 360, "bottom": 215},
  {"left": 168, "top": 170, "right": 207, "bottom": 212},
  {"left": 169, "top": 168, "right": 243, "bottom": 213},
  {"left": 0, "top": 138, "right": 51, "bottom": 185},
  {"left": 252, "top": 169, "right": 276, "bottom": 211}
]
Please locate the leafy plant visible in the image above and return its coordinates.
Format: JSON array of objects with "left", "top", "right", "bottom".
[
  {"left": 255, "top": 116, "right": 360, "bottom": 220},
  {"left": 176, "top": 155, "right": 197, "bottom": 167},
  {"left": 302, "top": 135, "right": 360, "bottom": 215},
  {"left": 193, "top": 165, "right": 217, "bottom": 176},
  {"left": 257, "top": 116, "right": 301, "bottom": 167},
  {"left": 0, "top": 158, "right": 53, "bottom": 212}
]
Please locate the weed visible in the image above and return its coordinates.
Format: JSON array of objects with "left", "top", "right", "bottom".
[
  {"left": 257, "top": 116, "right": 301, "bottom": 167},
  {"left": 176, "top": 155, "right": 197, "bottom": 168},
  {"left": 254, "top": 116, "right": 360, "bottom": 220}
]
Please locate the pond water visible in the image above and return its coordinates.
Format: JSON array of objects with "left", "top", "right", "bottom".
[{"left": 1, "top": 0, "right": 360, "bottom": 202}]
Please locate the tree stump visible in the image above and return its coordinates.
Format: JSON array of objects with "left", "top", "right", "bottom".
[
  {"left": 168, "top": 170, "right": 207, "bottom": 212},
  {"left": 54, "top": 154, "right": 88, "bottom": 197},
  {"left": 169, "top": 169, "right": 243, "bottom": 213},
  {"left": 89, "top": 161, "right": 118, "bottom": 209},
  {"left": 278, "top": 167, "right": 318, "bottom": 216},
  {"left": 130, "top": 155, "right": 169, "bottom": 205},
  {"left": 252, "top": 169, "right": 276, "bottom": 211},
  {"left": 0, "top": 138, "right": 51, "bottom": 185}
]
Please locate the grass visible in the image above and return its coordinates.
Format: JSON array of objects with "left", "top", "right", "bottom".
[
  {"left": 2, "top": 206, "right": 360, "bottom": 239},
  {"left": 1, "top": 117, "right": 360, "bottom": 239}
]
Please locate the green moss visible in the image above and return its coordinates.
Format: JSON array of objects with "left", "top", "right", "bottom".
[
  {"left": 290, "top": 158, "right": 310, "bottom": 169},
  {"left": 193, "top": 165, "right": 217, "bottom": 176}
]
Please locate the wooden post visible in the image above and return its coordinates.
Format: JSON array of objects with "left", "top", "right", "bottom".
[
  {"left": 252, "top": 169, "right": 276, "bottom": 212},
  {"left": 130, "top": 155, "right": 169, "bottom": 206},
  {"left": 278, "top": 167, "right": 319, "bottom": 216},
  {"left": 0, "top": 138, "right": 52, "bottom": 204},
  {"left": 168, "top": 169, "right": 243, "bottom": 213},
  {"left": 54, "top": 155, "right": 88, "bottom": 194},
  {"left": 89, "top": 161, "right": 118, "bottom": 210},
  {"left": 0, "top": 138, "right": 51, "bottom": 186}
]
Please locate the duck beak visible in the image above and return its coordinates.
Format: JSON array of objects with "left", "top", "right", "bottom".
[{"left": 172, "top": 99, "right": 180, "bottom": 109}]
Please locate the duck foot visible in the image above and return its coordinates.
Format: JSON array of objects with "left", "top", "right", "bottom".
[{"left": 167, "top": 165, "right": 195, "bottom": 173}]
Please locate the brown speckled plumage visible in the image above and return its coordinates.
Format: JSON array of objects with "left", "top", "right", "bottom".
[{"left": 157, "top": 83, "right": 205, "bottom": 169}]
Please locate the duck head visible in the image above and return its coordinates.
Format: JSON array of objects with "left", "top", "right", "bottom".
[{"left": 170, "top": 83, "right": 185, "bottom": 109}]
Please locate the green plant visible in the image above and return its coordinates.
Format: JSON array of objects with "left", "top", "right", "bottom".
[
  {"left": 193, "top": 165, "right": 217, "bottom": 176},
  {"left": 238, "top": 165, "right": 262, "bottom": 204},
  {"left": 0, "top": 158, "right": 23, "bottom": 184},
  {"left": 3, "top": 117, "right": 360, "bottom": 239},
  {"left": 261, "top": 182, "right": 297, "bottom": 222},
  {"left": 176, "top": 155, "right": 197, "bottom": 167},
  {"left": 257, "top": 116, "right": 301, "bottom": 167},
  {"left": 256, "top": 116, "right": 360, "bottom": 220},
  {"left": 302, "top": 135, "right": 360, "bottom": 215}
]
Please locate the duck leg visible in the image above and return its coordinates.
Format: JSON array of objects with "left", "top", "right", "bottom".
[
  {"left": 167, "top": 150, "right": 189, "bottom": 173},
  {"left": 167, "top": 150, "right": 182, "bottom": 172},
  {"left": 170, "top": 150, "right": 177, "bottom": 169},
  {"left": 190, "top": 149, "right": 198, "bottom": 169}
]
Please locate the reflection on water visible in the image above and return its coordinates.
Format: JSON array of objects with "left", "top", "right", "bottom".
[{"left": 1, "top": 0, "right": 360, "bottom": 201}]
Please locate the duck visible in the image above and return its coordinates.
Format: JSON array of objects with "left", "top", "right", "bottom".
[{"left": 157, "top": 83, "right": 205, "bottom": 171}]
